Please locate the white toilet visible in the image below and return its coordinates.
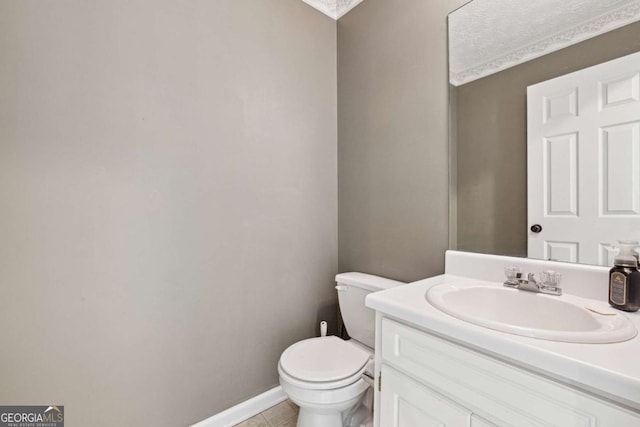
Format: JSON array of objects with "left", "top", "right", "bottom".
[{"left": 278, "top": 272, "right": 404, "bottom": 427}]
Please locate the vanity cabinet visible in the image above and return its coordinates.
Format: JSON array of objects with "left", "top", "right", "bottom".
[
  {"left": 377, "top": 318, "right": 640, "bottom": 427},
  {"left": 380, "top": 365, "right": 474, "bottom": 426},
  {"left": 380, "top": 365, "right": 499, "bottom": 426}
]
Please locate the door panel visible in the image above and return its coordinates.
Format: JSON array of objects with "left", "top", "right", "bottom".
[
  {"left": 544, "top": 133, "right": 578, "bottom": 216},
  {"left": 600, "top": 122, "right": 640, "bottom": 215}
]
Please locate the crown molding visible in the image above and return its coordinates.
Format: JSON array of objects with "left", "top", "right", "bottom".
[
  {"left": 299, "top": 0, "right": 365, "bottom": 20},
  {"left": 451, "top": 1, "right": 640, "bottom": 86}
]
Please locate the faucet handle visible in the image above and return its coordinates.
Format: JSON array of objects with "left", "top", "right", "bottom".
[
  {"left": 540, "top": 270, "right": 562, "bottom": 287},
  {"left": 504, "top": 266, "right": 520, "bottom": 280}
]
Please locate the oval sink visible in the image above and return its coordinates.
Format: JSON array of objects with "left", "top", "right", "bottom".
[{"left": 426, "top": 283, "right": 637, "bottom": 343}]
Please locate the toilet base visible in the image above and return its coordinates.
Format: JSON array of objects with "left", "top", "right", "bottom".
[
  {"left": 290, "top": 387, "right": 372, "bottom": 427},
  {"left": 296, "top": 408, "right": 343, "bottom": 427}
]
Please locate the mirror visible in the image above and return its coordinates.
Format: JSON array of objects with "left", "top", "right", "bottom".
[{"left": 448, "top": 0, "right": 640, "bottom": 266}]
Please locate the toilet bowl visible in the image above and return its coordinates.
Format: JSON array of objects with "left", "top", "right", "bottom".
[
  {"left": 279, "top": 336, "right": 372, "bottom": 427},
  {"left": 278, "top": 273, "right": 404, "bottom": 427}
]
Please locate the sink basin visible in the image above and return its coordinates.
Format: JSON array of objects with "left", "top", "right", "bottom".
[{"left": 426, "top": 283, "right": 637, "bottom": 343}]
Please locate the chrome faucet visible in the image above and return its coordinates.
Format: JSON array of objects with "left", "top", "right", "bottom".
[{"left": 503, "top": 267, "right": 562, "bottom": 296}]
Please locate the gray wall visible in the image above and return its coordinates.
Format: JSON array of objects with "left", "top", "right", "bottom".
[
  {"left": 0, "top": 1, "right": 337, "bottom": 426},
  {"left": 337, "top": 0, "right": 468, "bottom": 282},
  {"left": 456, "top": 21, "right": 640, "bottom": 257}
]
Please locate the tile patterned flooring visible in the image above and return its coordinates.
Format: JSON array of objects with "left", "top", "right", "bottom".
[{"left": 233, "top": 399, "right": 299, "bottom": 427}]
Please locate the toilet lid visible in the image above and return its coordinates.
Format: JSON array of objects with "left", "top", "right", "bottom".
[{"left": 280, "top": 336, "right": 370, "bottom": 383}]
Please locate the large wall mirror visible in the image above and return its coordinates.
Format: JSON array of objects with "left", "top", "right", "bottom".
[{"left": 449, "top": 0, "right": 640, "bottom": 266}]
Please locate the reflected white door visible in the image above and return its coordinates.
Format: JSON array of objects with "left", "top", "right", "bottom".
[{"left": 528, "top": 51, "right": 640, "bottom": 266}]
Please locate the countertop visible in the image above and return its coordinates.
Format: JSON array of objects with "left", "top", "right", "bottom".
[{"left": 366, "top": 273, "right": 640, "bottom": 411}]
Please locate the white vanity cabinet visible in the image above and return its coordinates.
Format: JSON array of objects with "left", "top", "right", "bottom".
[
  {"left": 376, "top": 318, "right": 640, "bottom": 427},
  {"left": 380, "top": 364, "right": 499, "bottom": 426},
  {"left": 380, "top": 364, "right": 474, "bottom": 426}
]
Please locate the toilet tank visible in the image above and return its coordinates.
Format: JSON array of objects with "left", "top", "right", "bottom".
[{"left": 335, "top": 272, "right": 405, "bottom": 349}]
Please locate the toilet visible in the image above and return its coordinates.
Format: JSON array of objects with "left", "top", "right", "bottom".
[{"left": 278, "top": 272, "right": 404, "bottom": 427}]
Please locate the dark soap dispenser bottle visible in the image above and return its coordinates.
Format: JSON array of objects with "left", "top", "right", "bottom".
[{"left": 609, "top": 241, "right": 640, "bottom": 312}]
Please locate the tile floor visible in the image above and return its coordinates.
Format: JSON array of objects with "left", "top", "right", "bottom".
[{"left": 233, "top": 399, "right": 299, "bottom": 427}]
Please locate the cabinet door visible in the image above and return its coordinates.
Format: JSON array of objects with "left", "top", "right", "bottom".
[{"left": 379, "top": 364, "right": 472, "bottom": 427}]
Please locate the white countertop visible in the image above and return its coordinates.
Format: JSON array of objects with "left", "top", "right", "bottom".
[{"left": 366, "top": 273, "right": 640, "bottom": 411}]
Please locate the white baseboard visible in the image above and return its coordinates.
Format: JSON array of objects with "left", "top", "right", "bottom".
[{"left": 191, "top": 385, "right": 287, "bottom": 427}]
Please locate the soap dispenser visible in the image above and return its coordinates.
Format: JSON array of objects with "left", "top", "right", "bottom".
[{"left": 609, "top": 241, "right": 640, "bottom": 312}]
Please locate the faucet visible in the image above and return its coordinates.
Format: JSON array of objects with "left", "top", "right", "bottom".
[{"left": 503, "top": 267, "right": 562, "bottom": 296}]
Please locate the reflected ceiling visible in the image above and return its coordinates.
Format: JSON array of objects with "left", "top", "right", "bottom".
[{"left": 449, "top": 0, "right": 640, "bottom": 85}]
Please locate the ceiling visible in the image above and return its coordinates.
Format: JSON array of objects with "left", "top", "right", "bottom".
[
  {"left": 449, "top": 0, "right": 640, "bottom": 85},
  {"left": 300, "top": 0, "right": 364, "bottom": 19}
]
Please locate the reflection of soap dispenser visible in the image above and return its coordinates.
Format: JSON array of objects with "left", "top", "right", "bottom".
[{"left": 609, "top": 241, "right": 640, "bottom": 312}]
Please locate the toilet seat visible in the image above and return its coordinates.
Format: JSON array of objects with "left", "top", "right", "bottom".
[
  {"left": 279, "top": 336, "right": 371, "bottom": 390},
  {"left": 278, "top": 360, "right": 369, "bottom": 391}
]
